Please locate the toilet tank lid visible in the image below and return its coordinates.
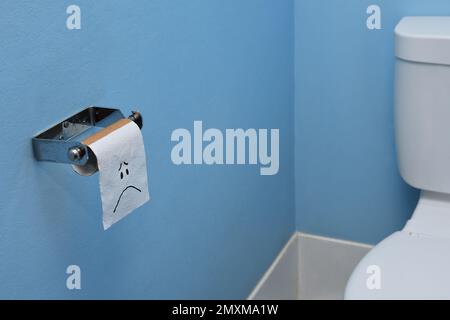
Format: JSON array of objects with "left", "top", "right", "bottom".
[{"left": 396, "top": 16, "right": 450, "bottom": 66}]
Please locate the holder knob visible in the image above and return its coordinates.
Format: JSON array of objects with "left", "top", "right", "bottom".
[
  {"left": 128, "top": 111, "right": 143, "bottom": 129},
  {"left": 68, "top": 147, "right": 86, "bottom": 162}
]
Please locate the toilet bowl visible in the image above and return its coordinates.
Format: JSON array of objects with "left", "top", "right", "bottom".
[
  {"left": 346, "top": 191, "right": 450, "bottom": 299},
  {"left": 346, "top": 16, "right": 450, "bottom": 299}
]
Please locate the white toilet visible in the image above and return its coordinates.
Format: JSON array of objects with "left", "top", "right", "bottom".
[{"left": 345, "top": 16, "right": 450, "bottom": 299}]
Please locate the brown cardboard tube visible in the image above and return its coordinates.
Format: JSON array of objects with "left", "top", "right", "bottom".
[{"left": 72, "top": 118, "right": 132, "bottom": 176}]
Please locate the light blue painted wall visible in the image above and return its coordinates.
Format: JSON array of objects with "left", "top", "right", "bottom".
[
  {"left": 0, "top": 0, "right": 294, "bottom": 298},
  {"left": 295, "top": 0, "right": 450, "bottom": 244}
]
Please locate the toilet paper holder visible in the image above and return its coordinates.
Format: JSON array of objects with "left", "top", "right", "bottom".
[{"left": 32, "top": 106, "right": 143, "bottom": 166}]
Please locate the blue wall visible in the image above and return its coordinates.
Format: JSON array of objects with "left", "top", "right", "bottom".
[
  {"left": 0, "top": 0, "right": 294, "bottom": 298},
  {"left": 6, "top": 0, "right": 447, "bottom": 299},
  {"left": 295, "top": 0, "right": 450, "bottom": 244}
]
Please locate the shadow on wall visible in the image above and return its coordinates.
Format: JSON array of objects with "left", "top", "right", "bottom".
[{"left": 293, "top": 0, "right": 450, "bottom": 245}]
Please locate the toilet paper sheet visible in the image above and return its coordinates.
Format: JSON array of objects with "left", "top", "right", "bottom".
[{"left": 81, "top": 119, "right": 150, "bottom": 230}]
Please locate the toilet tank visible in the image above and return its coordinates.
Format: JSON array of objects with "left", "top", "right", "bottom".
[{"left": 395, "top": 17, "right": 450, "bottom": 193}]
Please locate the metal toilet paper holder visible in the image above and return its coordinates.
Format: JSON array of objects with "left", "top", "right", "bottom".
[{"left": 32, "top": 106, "right": 143, "bottom": 167}]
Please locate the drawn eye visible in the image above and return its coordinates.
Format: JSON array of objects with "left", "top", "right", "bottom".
[
  {"left": 126, "top": 169, "right": 129, "bottom": 175},
  {"left": 120, "top": 172, "right": 123, "bottom": 179}
]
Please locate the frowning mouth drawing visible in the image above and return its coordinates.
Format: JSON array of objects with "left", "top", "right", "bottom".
[
  {"left": 114, "top": 186, "right": 142, "bottom": 213},
  {"left": 114, "top": 161, "right": 142, "bottom": 213}
]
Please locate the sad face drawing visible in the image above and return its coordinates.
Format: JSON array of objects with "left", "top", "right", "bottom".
[
  {"left": 113, "top": 161, "right": 142, "bottom": 214},
  {"left": 88, "top": 120, "right": 150, "bottom": 230}
]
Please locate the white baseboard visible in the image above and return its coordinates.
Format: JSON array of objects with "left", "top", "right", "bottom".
[
  {"left": 248, "top": 233, "right": 299, "bottom": 300},
  {"left": 248, "top": 232, "right": 373, "bottom": 300}
]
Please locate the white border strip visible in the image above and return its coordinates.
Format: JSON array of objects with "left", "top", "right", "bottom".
[
  {"left": 247, "top": 232, "right": 299, "bottom": 300},
  {"left": 248, "top": 232, "right": 373, "bottom": 300},
  {"left": 298, "top": 232, "right": 373, "bottom": 250}
]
